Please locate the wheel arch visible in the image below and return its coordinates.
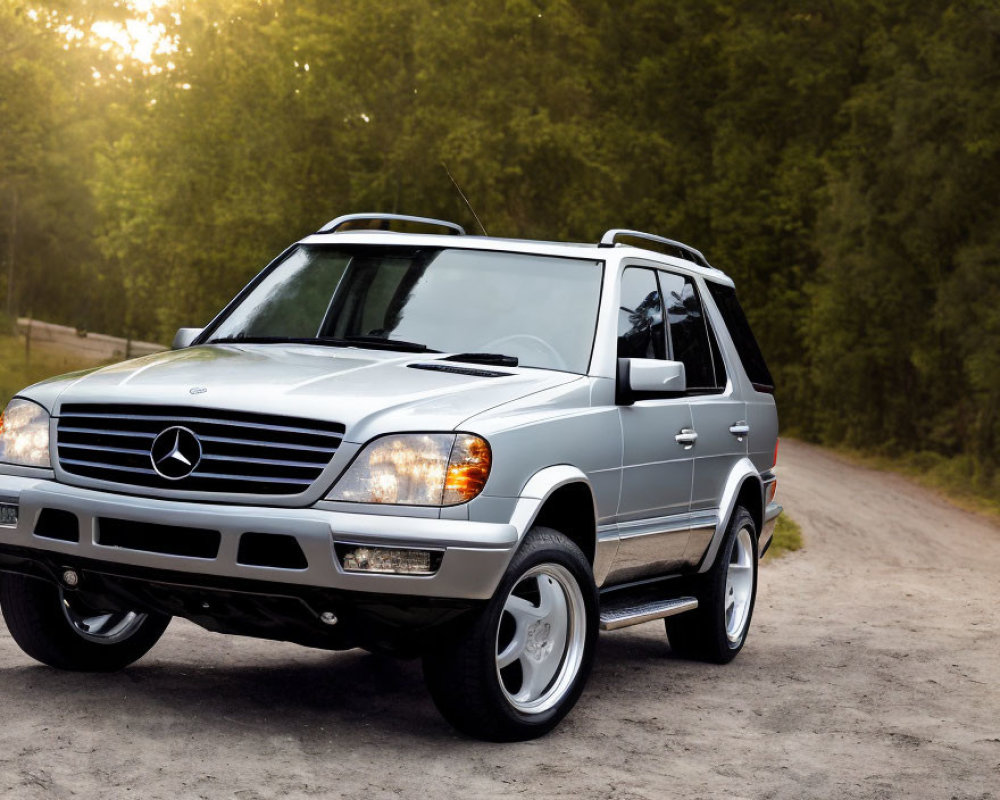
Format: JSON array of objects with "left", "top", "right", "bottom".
[
  {"left": 509, "top": 466, "right": 597, "bottom": 566},
  {"left": 696, "top": 458, "right": 764, "bottom": 574}
]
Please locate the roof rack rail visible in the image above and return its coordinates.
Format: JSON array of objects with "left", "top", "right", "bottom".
[
  {"left": 599, "top": 229, "right": 711, "bottom": 268},
  {"left": 319, "top": 213, "right": 466, "bottom": 236}
]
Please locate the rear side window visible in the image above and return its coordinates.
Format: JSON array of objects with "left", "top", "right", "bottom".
[{"left": 706, "top": 281, "right": 774, "bottom": 393}]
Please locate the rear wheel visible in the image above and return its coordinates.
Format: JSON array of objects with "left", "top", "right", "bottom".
[
  {"left": 423, "top": 527, "right": 598, "bottom": 741},
  {"left": 665, "top": 506, "right": 758, "bottom": 664},
  {"left": 0, "top": 573, "right": 170, "bottom": 671}
]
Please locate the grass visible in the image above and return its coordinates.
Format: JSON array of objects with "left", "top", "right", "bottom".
[
  {"left": 764, "top": 513, "right": 804, "bottom": 560},
  {"left": 0, "top": 334, "right": 107, "bottom": 408}
]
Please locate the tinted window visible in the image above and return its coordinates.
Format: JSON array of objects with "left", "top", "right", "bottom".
[
  {"left": 618, "top": 268, "right": 666, "bottom": 359},
  {"left": 706, "top": 281, "right": 774, "bottom": 392},
  {"left": 659, "top": 272, "right": 718, "bottom": 391},
  {"left": 708, "top": 316, "right": 728, "bottom": 390}
]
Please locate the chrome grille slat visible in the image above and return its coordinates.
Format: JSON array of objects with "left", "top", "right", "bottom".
[
  {"left": 196, "top": 434, "right": 335, "bottom": 454},
  {"left": 59, "top": 457, "right": 158, "bottom": 476},
  {"left": 59, "top": 411, "right": 342, "bottom": 440},
  {"left": 190, "top": 471, "right": 313, "bottom": 486},
  {"left": 56, "top": 404, "right": 344, "bottom": 496},
  {"left": 59, "top": 458, "right": 312, "bottom": 487},
  {"left": 59, "top": 443, "right": 152, "bottom": 457},
  {"left": 200, "top": 453, "right": 328, "bottom": 469},
  {"left": 58, "top": 427, "right": 157, "bottom": 440}
]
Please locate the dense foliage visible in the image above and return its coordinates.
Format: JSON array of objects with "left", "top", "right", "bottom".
[{"left": 1, "top": 0, "right": 998, "bottom": 484}]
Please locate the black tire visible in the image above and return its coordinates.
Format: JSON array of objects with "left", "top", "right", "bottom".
[
  {"left": 0, "top": 573, "right": 170, "bottom": 672},
  {"left": 665, "top": 506, "right": 758, "bottom": 664},
  {"left": 423, "top": 527, "right": 598, "bottom": 742}
]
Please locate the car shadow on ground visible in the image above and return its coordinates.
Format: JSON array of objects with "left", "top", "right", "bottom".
[{"left": 0, "top": 627, "right": 713, "bottom": 742}]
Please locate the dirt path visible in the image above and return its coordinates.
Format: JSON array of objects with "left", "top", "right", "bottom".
[{"left": 1, "top": 439, "right": 998, "bottom": 799}]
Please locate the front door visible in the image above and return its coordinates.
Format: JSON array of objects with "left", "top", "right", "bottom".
[{"left": 608, "top": 266, "right": 694, "bottom": 584}]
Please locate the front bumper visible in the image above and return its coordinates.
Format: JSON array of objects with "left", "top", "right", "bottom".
[{"left": 0, "top": 474, "right": 518, "bottom": 601}]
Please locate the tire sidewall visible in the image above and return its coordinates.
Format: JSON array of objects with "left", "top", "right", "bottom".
[
  {"left": 0, "top": 573, "right": 170, "bottom": 671},
  {"left": 478, "top": 528, "right": 599, "bottom": 735},
  {"left": 712, "top": 508, "right": 758, "bottom": 656}
]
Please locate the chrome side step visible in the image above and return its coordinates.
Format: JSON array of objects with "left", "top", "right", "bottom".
[{"left": 599, "top": 596, "right": 699, "bottom": 631}]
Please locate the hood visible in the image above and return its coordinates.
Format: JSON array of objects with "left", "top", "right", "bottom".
[{"left": 23, "top": 344, "right": 582, "bottom": 442}]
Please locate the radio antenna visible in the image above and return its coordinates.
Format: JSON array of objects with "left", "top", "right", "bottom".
[{"left": 441, "top": 162, "right": 488, "bottom": 236}]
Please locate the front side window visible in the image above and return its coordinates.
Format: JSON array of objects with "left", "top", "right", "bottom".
[
  {"left": 617, "top": 268, "right": 666, "bottom": 359},
  {"left": 205, "top": 246, "right": 604, "bottom": 374},
  {"left": 658, "top": 272, "right": 725, "bottom": 392},
  {"left": 617, "top": 265, "right": 726, "bottom": 394}
]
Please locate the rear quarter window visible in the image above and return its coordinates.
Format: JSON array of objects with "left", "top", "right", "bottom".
[{"left": 706, "top": 281, "right": 774, "bottom": 393}]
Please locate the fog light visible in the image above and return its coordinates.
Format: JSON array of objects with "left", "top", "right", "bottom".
[
  {"left": 335, "top": 543, "right": 443, "bottom": 576},
  {"left": 0, "top": 502, "right": 17, "bottom": 527}
]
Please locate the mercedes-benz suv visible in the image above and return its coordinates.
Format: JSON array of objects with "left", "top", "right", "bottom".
[{"left": 0, "top": 213, "right": 781, "bottom": 741}]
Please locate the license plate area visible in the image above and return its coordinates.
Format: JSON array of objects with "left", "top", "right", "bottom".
[{"left": 0, "top": 502, "right": 18, "bottom": 527}]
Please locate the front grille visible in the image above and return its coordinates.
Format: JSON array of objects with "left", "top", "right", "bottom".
[{"left": 57, "top": 404, "right": 345, "bottom": 496}]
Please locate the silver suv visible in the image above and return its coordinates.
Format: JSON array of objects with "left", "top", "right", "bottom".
[{"left": 0, "top": 213, "right": 781, "bottom": 741}]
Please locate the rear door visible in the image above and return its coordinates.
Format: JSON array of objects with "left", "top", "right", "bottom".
[
  {"left": 655, "top": 271, "right": 744, "bottom": 562},
  {"left": 704, "top": 280, "right": 778, "bottom": 476}
]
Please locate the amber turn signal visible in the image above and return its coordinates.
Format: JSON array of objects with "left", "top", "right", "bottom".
[{"left": 443, "top": 434, "right": 492, "bottom": 504}]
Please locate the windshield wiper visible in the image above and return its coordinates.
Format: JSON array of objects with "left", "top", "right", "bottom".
[
  {"left": 206, "top": 336, "right": 350, "bottom": 347},
  {"left": 444, "top": 352, "right": 519, "bottom": 367},
  {"left": 206, "top": 334, "right": 438, "bottom": 353},
  {"left": 342, "top": 335, "right": 439, "bottom": 353}
]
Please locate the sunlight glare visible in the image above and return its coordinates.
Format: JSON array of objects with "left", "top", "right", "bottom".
[{"left": 86, "top": 0, "right": 178, "bottom": 66}]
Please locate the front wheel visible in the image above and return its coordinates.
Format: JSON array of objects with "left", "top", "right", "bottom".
[
  {"left": 423, "top": 527, "right": 598, "bottom": 741},
  {"left": 0, "top": 573, "right": 170, "bottom": 672},
  {"left": 665, "top": 505, "right": 758, "bottom": 664}
]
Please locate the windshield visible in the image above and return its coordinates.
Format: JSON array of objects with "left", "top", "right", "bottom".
[{"left": 204, "top": 245, "right": 604, "bottom": 373}]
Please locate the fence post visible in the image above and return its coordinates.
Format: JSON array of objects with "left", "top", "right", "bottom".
[{"left": 5, "top": 187, "right": 16, "bottom": 318}]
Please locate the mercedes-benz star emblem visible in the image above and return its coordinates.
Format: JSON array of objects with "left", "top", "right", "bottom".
[{"left": 150, "top": 426, "right": 203, "bottom": 480}]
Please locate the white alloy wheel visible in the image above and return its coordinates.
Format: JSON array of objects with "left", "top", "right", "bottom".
[
  {"left": 495, "top": 563, "right": 587, "bottom": 715},
  {"left": 423, "top": 527, "right": 597, "bottom": 740},
  {"left": 61, "top": 590, "right": 149, "bottom": 645},
  {"left": 725, "top": 526, "right": 755, "bottom": 643}
]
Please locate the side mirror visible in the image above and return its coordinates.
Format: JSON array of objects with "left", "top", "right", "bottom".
[
  {"left": 617, "top": 358, "right": 686, "bottom": 405},
  {"left": 172, "top": 328, "right": 203, "bottom": 349}
]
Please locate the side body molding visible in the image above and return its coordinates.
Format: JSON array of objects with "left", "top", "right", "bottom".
[
  {"left": 508, "top": 465, "right": 613, "bottom": 581},
  {"left": 697, "top": 457, "right": 763, "bottom": 574}
]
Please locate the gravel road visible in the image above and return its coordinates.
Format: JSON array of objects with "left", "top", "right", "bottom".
[{"left": 1, "top": 439, "right": 998, "bottom": 799}]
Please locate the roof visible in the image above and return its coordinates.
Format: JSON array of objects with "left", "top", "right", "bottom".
[{"left": 299, "top": 230, "right": 734, "bottom": 285}]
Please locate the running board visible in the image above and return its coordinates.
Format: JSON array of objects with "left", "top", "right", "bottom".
[{"left": 599, "top": 596, "right": 699, "bottom": 631}]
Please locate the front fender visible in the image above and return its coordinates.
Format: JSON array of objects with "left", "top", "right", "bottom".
[
  {"left": 506, "top": 465, "right": 616, "bottom": 582},
  {"left": 508, "top": 465, "right": 595, "bottom": 538}
]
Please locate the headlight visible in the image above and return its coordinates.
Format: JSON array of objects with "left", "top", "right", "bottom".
[
  {"left": 0, "top": 399, "right": 51, "bottom": 468},
  {"left": 328, "top": 433, "right": 491, "bottom": 506}
]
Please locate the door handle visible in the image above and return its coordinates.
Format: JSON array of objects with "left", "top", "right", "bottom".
[
  {"left": 729, "top": 422, "right": 750, "bottom": 441},
  {"left": 675, "top": 428, "right": 698, "bottom": 449}
]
